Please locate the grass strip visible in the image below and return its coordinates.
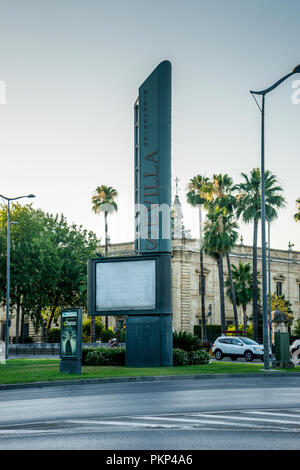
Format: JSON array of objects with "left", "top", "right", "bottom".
[{"left": 0, "top": 359, "right": 299, "bottom": 385}]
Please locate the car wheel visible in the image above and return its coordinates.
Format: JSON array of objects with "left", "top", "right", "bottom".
[
  {"left": 231, "top": 356, "right": 238, "bottom": 361},
  {"left": 244, "top": 350, "right": 253, "bottom": 362},
  {"left": 214, "top": 349, "right": 223, "bottom": 361}
]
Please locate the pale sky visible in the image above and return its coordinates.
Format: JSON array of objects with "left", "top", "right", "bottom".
[{"left": 0, "top": 0, "right": 299, "bottom": 251}]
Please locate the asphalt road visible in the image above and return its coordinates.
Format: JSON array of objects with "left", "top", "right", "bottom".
[{"left": 0, "top": 375, "right": 300, "bottom": 450}]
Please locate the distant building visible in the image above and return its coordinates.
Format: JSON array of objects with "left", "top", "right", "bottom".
[
  {"left": 1, "top": 192, "right": 299, "bottom": 341},
  {"left": 107, "top": 239, "right": 300, "bottom": 335}
]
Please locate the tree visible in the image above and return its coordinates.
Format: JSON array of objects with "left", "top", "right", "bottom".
[
  {"left": 236, "top": 168, "right": 286, "bottom": 341},
  {"left": 186, "top": 175, "right": 211, "bottom": 341},
  {"left": 292, "top": 318, "right": 300, "bottom": 336},
  {"left": 91, "top": 185, "right": 118, "bottom": 256},
  {"left": 207, "top": 174, "right": 240, "bottom": 330},
  {"left": 91, "top": 185, "right": 118, "bottom": 335},
  {"left": 42, "top": 213, "right": 100, "bottom": 341},
  {"left": 0, "top": 204, "right": 61, "bottom": 340},
  {"left": 294, "top": 198, "right": 300, "bottom": 222},
  {"left": 225, "top": 262, "right": 254, "bottom": 332},
  {"left": 203, "top": 207, "right": 239, "bottom": 333},
  {"left": 0, "top": 204, "right": 99, "bottom": 342},
  {"left": 269, "top": 293, "right": 293, "bottom": 324}
]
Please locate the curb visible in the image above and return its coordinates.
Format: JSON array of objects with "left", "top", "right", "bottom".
[{"left": 1, "top": 372, "right": 300, "bottom": 391}]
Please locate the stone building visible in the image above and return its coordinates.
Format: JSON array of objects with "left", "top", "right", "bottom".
[
  {"left": 1, "top": 192, "right": 299, "bottom": 341},
  {"left": 107, "top": 239, "right": 300, "bottom": 335}
]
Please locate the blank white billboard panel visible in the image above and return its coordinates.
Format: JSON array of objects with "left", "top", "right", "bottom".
[{"left": 95, "top": 259, "right": 156, "bottom": 311}]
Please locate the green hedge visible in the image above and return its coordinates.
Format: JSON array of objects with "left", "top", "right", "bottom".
[
  {"left": 82, "top": 347, "right": 210, "bottom": 367},
  {"left": 84, "top": 347, "right": 126, "bottom": 366},
  {"left": 47, "top": 328, "right": 61, "bottom": 343},
  {"left": 173, "top": 330, "right": 201, "bottom": 351},
  {"left": 187, "top": 349, "right": 210, "bottom": 365},
  {"left": 173, "top": 348, "right": 189, "bottom": 366},
  {"left": 194, "top": 325, "right": 222, "bottom": 343}
]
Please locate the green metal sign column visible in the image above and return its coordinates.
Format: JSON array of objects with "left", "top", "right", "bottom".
[
  {"left": 135, "top": 60, "right": 172, "bottom": 254},
  {"left": 130, "top": 61, "right": 173, "bottom": 367}
]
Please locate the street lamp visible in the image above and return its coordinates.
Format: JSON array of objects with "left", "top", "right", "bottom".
[
  {"left": 250, "top": 65, "right": 300, "bottom": 370},
  {"left": 0, "top": 194, "right": 36, "bottom": 359}
]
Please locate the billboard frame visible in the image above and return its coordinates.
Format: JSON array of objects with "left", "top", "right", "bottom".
[{"left": 88, "top": 253, "right": 172, "bottom": 316}]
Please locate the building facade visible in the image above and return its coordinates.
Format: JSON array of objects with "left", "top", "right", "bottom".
[
  {"left": 1, "top": 239, "right": 300, "bottom": 341},
  {"left": 108, "top": 239, "right": 300, "bottom": 335}
]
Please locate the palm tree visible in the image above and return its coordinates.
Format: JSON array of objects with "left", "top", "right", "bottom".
[
  {"left": 203, "top": 207, "right": 239, "bottom": 333},
  {"left": 92, "top": 185, "right": 118, "bottom": 255},
  {"left": 91, "top": 185, "right": 118, "bottom": 333},
  {"left": 294, "top": 198, "right": 300, "bottom": 222},
  {"left": 236, "top": 168, "right": 285, "bottom": 342},
  {"left": 207, "top": 174, "right": 240, "bottom": 330},
  {"left": 187, "top": 175, "right": 211, "bottom": 341},
  {"left": 225, "top": 262, "right": 254, "bottom": 333}
]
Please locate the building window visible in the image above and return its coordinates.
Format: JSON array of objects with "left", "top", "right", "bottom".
[
  {"left": 199, "top": 276, "right": 206, "bottom": 295},
  {"left": 276, "top": 282, "right": 282, "bottom": 296}
]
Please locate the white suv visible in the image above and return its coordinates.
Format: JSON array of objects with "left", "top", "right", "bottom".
[{"left": 212, "top": 336, "right": 272, "bottom": 362}]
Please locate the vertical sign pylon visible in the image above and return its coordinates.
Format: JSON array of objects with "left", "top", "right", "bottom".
[{"left": 134, "top": 61, "right": 172, "bottom": 254}]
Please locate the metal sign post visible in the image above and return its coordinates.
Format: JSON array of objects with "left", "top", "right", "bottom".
[{"left": 88, "top": 61, "right": 173, "bottom": 367}]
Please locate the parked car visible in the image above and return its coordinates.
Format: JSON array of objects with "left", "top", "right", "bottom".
[{"left": 212, "top": 336, "right": 272, "bottom": 362}]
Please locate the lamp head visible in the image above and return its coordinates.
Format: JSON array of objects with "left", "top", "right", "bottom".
[
  {"left": 27, "top": 194, "right": 35, "bottom": 198},
  {"left": 293, "top": 64, "right": 300, "bottom": 73}
]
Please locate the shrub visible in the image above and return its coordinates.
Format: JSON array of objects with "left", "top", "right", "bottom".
[
  {"left": 173, "top": 330, "right": 201, "bottom": 352},
  {"left": 206, "top": 325, "right": 222, "bottom": 342},
  {"left": 292, "top": 319, "right": 300, "bottom": 337},
  {"left": 85, "top": 347, "right": 126, "bottom": 366},
  {"left": 194, "top": 325, "right": 222, "bottom": 343},
  {"left": 100, "top": 328, "right": 116, "bottom": 342},
  {"left": 173, "top": 348, "right": 189, "bottom": 366},
  {"left": 47, "top": 328, "right": 61, "bottom": 343},
  {"left": 22, "top": 336, "right": 34, "bottom": 344},
  {"left": 187, "top": 349, "right": 210, "bottom": 365},
  {"left": 198, "top": 341, "right": 211, "bottom": 352},
  {"left": 82, "top": 347, "right": 96, "bottom": 365},
  {"left": 82, "top": 316, "right": 105, "bottom": 342}
]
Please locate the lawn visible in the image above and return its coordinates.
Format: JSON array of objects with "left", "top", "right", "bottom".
[{"left": 0, "top": 359, "right": 299, "bottom": 385}]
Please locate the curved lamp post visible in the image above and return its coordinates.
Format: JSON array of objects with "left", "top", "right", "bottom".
[
  {"left": 0, "top": 194, "right": 36, "bottom": 359},
  {"left": 250, "top": 65, "right": 300, "bottom": 370}
]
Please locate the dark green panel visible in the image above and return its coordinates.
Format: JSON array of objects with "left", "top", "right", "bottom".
[
  {"left": 136, "top": 61, "right": 172, "bottom": 254},
  {"left": 126, "top": 315, "right": 173, "bottom": 367},
  {"left": 274, "top": 332, "right": 290, "bottom": 362}
]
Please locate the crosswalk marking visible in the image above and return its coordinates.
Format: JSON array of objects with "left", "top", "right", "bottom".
[
  {"left": 132, "top": 415, "right": 274, "bottom": 429},
  {"left": 244, "top": 410, "right": 300, "bottom": 418},
  {"left": 0, "top": 408, "right": 299, "bottom": 436},
  {"left": 66, "top": 419, "right": 187, "bottom": 429},
  {"left": 190, "top": 412, "right": 300, "bottom": 426}
]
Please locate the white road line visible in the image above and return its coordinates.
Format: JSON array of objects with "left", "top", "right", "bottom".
[
  {"left": 131, "top": 416, "right": 274, "bottom": 429},
  {"left": 190, "top": 413, "right": 300, "bottom": 426},
  {"left": 0, "top": 429, "right": 62, "bottom": 435},
  {"left": 65, "top": 419, "right": 188, "bottom": 429},
  {"left": 280, "top": 393, "right": 300, "bottom": 396},
  {"left": 244, "top": 411, "right": 300, "bottom": 418}
]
